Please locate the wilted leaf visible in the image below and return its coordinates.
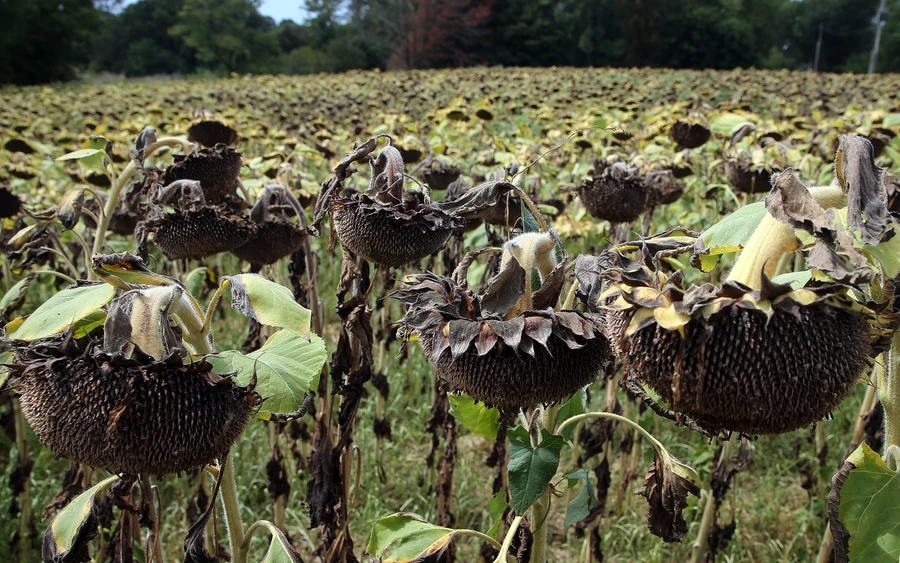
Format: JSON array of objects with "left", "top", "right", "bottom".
[
  {"left": 487, "top": 492, "right": 508, "bottom": 541},
  {"left": 507, "top": 427, "right": 563, "bottom": 515},
  {"left": 5, "top": 284, "right": 117, "bottom": 341},
  {"left": 366, "top": 513, "right": 455, "bottom": 562},
  {"left": 563, "top": 468, "right": 597, "bottom": 526},
  {"left": 637, "top": 453, "right": 700, "bottom": 543},
  {"left": 244, "top": 521, "right": 305, "bottom": 563},
  {"left": 42, "top": 475, "right": 119, "bottom": 563},
  {"left": 54, "top": 148, "right": 104, "bottom": 162},
  {"left": 770, "top": 270, "right": 812, "bottom": 289},
  {"left": 765, "top": 170, "right": 835, "bottom": 238},
  {"left": 0, "top": 275, "right": 33, "bottom": 316},
  {"left": 448, "top": 393, "right": 500, "bottom": 440},
  {"left": 835, "top": 135, "right": 889, "bottom": 246},
  {"left": 57, "top": 188, "right": 85, "bottom": 230},
  {"left": 226, "top": 274, "right": 311, "bottom": 338},
  {"left": 709, "top": 112, "right": 755, "bottom": 136},
  {"left": 208, "top": 330, "right": 326, "bottom": 418},
  {"left": 72, "top": 310, "right": 106, "bottom": 339}
]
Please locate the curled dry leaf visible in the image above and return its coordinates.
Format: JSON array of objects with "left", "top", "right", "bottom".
[{"left": 636, "top": 454, "right": 700, "bottom": 543}]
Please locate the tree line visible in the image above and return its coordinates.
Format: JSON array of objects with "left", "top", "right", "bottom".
[{"left": 1, "top": 0, "right": 898, "bottom": 85}]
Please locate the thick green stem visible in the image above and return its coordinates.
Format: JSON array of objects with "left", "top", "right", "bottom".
[
  {"left": 139, "top": 474, "right": 164, "bottom": 563},
  {"left": 726, "top": 185, "right": 845, "bottom": 289},
  {"left": 90, "top": 160, "right": 137, "bottom": 266},
  {"left": 531, "top": 406, "right": 559, "bottom": 563},
  {"left": 881, "top": 337, "right": 900, "bottom": 464},
  {"left": 219, "top": 455, "right": 246, "bottom": 563}
]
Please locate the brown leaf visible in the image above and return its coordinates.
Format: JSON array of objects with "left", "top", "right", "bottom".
[
  {"left": 480, "top": 254, "right": 526, "bottom": 319},
  {"left": 433, "top": 180, "right": 517, "bottom": 219},
  {"left": 836, "top": 135, "right": 889, "bottom": 246},
  {"left": 636, "top": 455, "right": 700, "bottom": 543},
  {"left": 828, "top": 456, "right": 856, "bottom": 563},
  {"left": 765, "top": 170, "right": 836, "bottom": 239}
]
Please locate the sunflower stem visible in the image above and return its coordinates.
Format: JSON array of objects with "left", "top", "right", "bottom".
[
  {"left": 688, "top": 436, "right": 735, "bottom": 563},
  {"left": 493, "top": 515, "right": 523, "bottom": 563},
  {"left": 725, "top": 185, "right": 845, "bottom": 290},
  {"left": 12, "top": 398, "right": 33, "bottom": 546},
  {"left": 531, "top": 405, "right": 559, "bottom": 563},
  {"left": 219, "top": 455, "right": 246, "bottom": 563},
  {"left": 881, "top": 338, "right": 900, "bottom": 467},
  {"left": 90, "top": 160, "right": 137, "bottom": 271}
]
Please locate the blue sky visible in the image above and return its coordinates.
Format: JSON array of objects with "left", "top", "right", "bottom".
[
  {"left": 119, "top": 0, "right": 309, "bottom": 23},
  {"left": 257, "top": 0, "right": 308, "bottom": 23}
]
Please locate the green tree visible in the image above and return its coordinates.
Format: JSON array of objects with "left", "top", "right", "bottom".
[
  {"left": 0, "top": 0, "right": 99, "bottom": 84},
  {"left": 170, "top": 0, "right": 281, "bottom": 74}
]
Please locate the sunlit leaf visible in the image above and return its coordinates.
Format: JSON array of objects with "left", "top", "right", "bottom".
[
  {"left": 366, "top": 513, "right": 454, "bottom": 562},
  {"left": 838, "top": 443, "right": 900, "bottom": 563},
  {"left": 43, "top": 475, "right": 119, "bottom": 562},
  {"left": 207, "top": 330, "right": 326, "bottom": 418},
  {"left": 5, "top": 284, "right": 117, "bottom": 341},
  {"left": 226, "top": 274, "right": 311, "bottom": 338},
  {"left": 448, "top": 393, "right": 500, "bottom": 440}
]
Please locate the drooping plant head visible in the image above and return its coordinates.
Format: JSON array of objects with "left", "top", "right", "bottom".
[
  {"left": 579, "top": 135, "right": 899, "bottom": 435},
  {"left": 310, "top": 135, "right": 551, "bottom": 268},
  {"left": 392, "top": 227, "right": 612, "bottom": 411}
]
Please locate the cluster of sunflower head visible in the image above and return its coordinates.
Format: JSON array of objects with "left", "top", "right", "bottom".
[{"left": 578, "top": 135, "right": 898, "bottom": 436}]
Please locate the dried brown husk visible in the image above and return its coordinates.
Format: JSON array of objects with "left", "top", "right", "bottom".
[
  {"left": 577, "top": 159, "right": 649, "bottom": 224},
  {"left": 231, "top": 219, "right": 304, "bottom": 265},
  {"left": 11, "top": 338, "right": 253, "bottom": 476},
  {"left": 594, "top": 252, "right": 886, "bottom": 435},
  {"left": 0, "top": 186, "right": 22, "bottom": 218},
  {"left": 187, "top": 120, "right": 238, "bottom": 148},
  {"left": 142, "top": 205, "right": 256, "bottom": 261},
  {"left": 669, "top": 121, "right": 711, "bottom": 150},
  {"left": 392, "top": 272, "right": 611, "bottom": 410},
  {"left": 312, "top": 138, "right": 518, "bottom": 267},
  {"left": 162, "top": 145, "right": 242, "bottom": 203},
  {"left": 724, "top": 159, "right": 773, "bottom": 194}
]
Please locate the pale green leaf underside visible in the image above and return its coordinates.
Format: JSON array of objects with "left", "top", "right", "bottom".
[
  {"left": 366, "top": 513, "right": 453, "bottom": 561},
  {"left": 448, "top": 393, "right": 500, "bottom": 440},
  {"left": 227, "top": 274, "right": 311, "bottom": 338},
  {"left": 50, "top": 475, "right": 119, "bottom": 555}
]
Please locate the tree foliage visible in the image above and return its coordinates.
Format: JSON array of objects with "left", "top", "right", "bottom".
[{"left": 2, "top": 0, "right": 899, "bottom": 85}]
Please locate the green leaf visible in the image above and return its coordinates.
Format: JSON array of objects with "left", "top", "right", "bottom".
[
  {"left": 564, "top": 468, "right": 597, "bottom": 526},
  {"left": 207, "top": 330, "right": 326, "bottom": 419},
  {"left": 771, "top": 270, "right": 812, "bottom": 289},
  {"left": 0, "top": 351, "right": 11, "bottom": 389},
  {"left": 863, "top": 223, "right": 900, "bottom": 278},
  {"left": 0, "top": 275, "right": 33, "bottom": 313},
  {"left": 693, "top": 201, "right": 767, "bottom": 271},
  {"left": 883, "top": 113, "right": 900, "bottom": 128},
  {"left": 487, "top": 492, "right": 508, "bottom": 541},
  {"left": 839, "top": 443, "right": 900, "bottom": 563},
  {"left": 555, "top": 389, "right": 587, "bottom": 440},
  {"left": 44, "top": 475, "right": 119, "bottom": 561},
  {"left": 521, "top": 199, "right": 540, "bottom": 233},
  {"left": 55, "top": 148, "right": 104, "bottom": 161},
  {"left": 72, "top": 311, "right": 106, "bottom": 339},
  {"left": 448, "top": 393, "right": 500, "bottom": 440},
  {"left": 5, "top": 284, "right": 117, "bottom": 341},
  {"left": 709, "top": 112, "right": 754, "bottom": 136},
  {"left": 507, "top": 427, "right": 563, "bottom": 515},
  {"left": 226, "top": 274, "right": 311, "bottom": 338},
  {"left": 250, "top": 521, "right": 304, "bottom": 563},
  {"left": 366, "top": 513, "right": 454, "bottom": 562}
]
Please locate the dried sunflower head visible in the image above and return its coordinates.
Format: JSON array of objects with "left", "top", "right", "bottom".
[
  {"left": 137, "top": 179, "right": 256, "bottom": 261},
  {"left": 577, "top": 158, "right": 649, "bottom": 224},
  {"left": 11, "top": 337, "right": 253, "bottom": 476},
  {"left": 162, "top": 144, "right": 242, "bottom": 204},
  {"left": 231, "top": 184, "right": 306, "bottom": 266},
  {"left": 589, "top": 250, "right": 885, "bottom": 435},
  {"left": 312, "top": 136, "right": 528, "bottom": 268},
  {"left": 669, "top": 120, "right": 711, "bottom": 150},
  {"left": 187, "top": 120, "right": 239, "bottom": 148},
  {"left": 392, "top": 231, "right": 611, "bottom": 410}
]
